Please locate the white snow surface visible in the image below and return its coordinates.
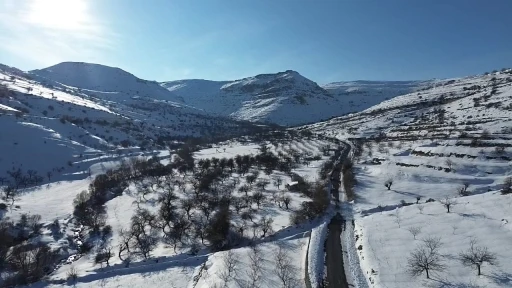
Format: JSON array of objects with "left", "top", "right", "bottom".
[
  {"left": 303, "top": 69, "right": 512, "bottom": 288},
  {"left": 162, "top": 71, "right": 427, "bottom": 126}
]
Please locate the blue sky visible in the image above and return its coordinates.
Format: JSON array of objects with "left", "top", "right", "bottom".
[{"left": 1, "top": 0, "right": 511, "bottom": 84}]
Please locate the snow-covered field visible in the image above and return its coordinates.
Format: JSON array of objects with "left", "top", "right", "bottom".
[
  {"left": 1, "top": 134, "right": 340, "bottom": 287},
  {"left": 301, "top": 69, "right": 512, "bottom": 288},
  {"left": 347, "top": 140, "right": 512, "bottom": 287}
]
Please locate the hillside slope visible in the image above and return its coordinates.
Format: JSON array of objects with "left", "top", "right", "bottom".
[
  {"left": 0, "top": 64, "right": 266, "bottom": 180},
  {"left": 302, "top": 69, "right": 512, "bottom": 288},
  {"left": 321, "top": 80, "right": 434, "bottom": 114},
  {"left": 163, "top": 74, "right": 434, "bottom": 126},
  {"left": 31, "top": 62, "right": 184, "bottom": 102},
  {"left": 162, "top": 70, "right": 346, "bottom": 126}
]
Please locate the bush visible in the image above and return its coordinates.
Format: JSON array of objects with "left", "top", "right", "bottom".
[
  {"left": 5, "top": 243, "right": 58, "bottom": 285},
  {"left": 502, "top": 177, "right": 512, "bottom": 195},
  {"left": 205, "top": 205, "right": 231, "bottom": 251},
  {"left": 290, "top": 182, "right": 329, "bottom": 224}
]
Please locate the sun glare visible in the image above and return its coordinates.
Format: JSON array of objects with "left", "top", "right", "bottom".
[{"left": 25, "top": 0, "right": 90, "bottom": 31}]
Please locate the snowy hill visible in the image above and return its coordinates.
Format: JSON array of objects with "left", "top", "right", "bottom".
[
  {"left": 0, "top": 64, "right": 267, "bottom": 180},
  {"left": 321, "top": 80, "right": 434, "bottom": 114},
  {"left": 2, "top": 59, "right": 512, "bottom": 288},
  {"left": 306, "top": 71, "right": 512, "bottom": 139},
  {"left": 301, "top": 69, "right": 512, "bottom": 288},
  {"left": 162, "top": 70, "right": 346, "bottom": 126},
  {"left": 162, "top": 74, "right": 436, "bottom": 126},
  {"left": 31, "top": 62, "right": 184, "bottom": 103}
]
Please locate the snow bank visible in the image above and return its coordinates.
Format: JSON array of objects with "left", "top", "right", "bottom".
[
  {"left": 342, "top": 220, "right": 369, "bottom": 288},
  {"left": 308, "top": 221, "right": 328, "bottom": 288}
]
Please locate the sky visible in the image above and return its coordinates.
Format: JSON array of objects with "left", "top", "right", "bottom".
[{"left": 1, "top": 0, "right": 512, "bottom": 84}]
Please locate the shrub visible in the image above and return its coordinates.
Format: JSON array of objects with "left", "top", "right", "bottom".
[
  {"left": 290, "top": 182, "right": 329, "bottom": 224},
  {"left": 502, "top": 177, "right": 512, "bottom": 194}
]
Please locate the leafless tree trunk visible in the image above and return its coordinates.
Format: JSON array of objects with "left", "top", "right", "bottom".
[
  {"left": 218, "top": 250, "right": 239, "bottom": 288},
  {"left": 459, "top": 238, "right": 498, "bottom": 275},
  {"left": 394, "top": 210, "right": 402, "bottom": 228},
  {"left": 440, "top": 196, "right": 456, "bottom": 213},
  {"left": 407, "top": 236, "right": 445, "bottom": 279},
  {"left": 244, "top": 245, "right": 263, "bottom": 288},
  {"left": 407, "top": 226, "right": 421, "bottom": 240},
  {"left": 274, "top": 245, "right": 299, "bottom": 288}
]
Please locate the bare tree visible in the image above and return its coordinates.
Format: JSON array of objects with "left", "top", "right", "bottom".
[
  {"left": 232, "top": 177, "right": 240, "bottom": 189},
  {"left": 502, "top": 177, "right": 512, "bottom": 194},
  {"left": 445, "top": 159, "right": 455, "bottom": 171},
  {"left": 243, "top": 245, "right": 263, "bottom": 288},
  {"left": 118, "top": 228, "right": 133, "bottom": 260},
  {"left": 218, "top": 249, "right": 239, "bottom": 288},
  {"left": 458, "top": 182, "right": 470, "bottom": 196},
  {"left": 407, "top": 236, "right": 445, "bottom": 279},
  {"left": 259, "top": 216, "right": 274, "bottom": 237},
  {"left": 232, "top": 197, "right": 245, "bottom": 214},
  {"left": 95, "top": 246, "right": 113, "bottom": 267},
  {"left": 238, "top": 184, "right": 250, "bottom": 196},
  {"left": 252, "top": 191, "right": 266, "bottom": 209},
  {"left": 384, "top": 178, "right": 393, "bottom": 190},
  {"left": 180, "top": 198, "right": 194, "bottom": 219},
  {"left": 281, "top": 194, "right": 292, "bottom": 210},
  {"left": 407, "top": 227, "right": 421, "bottom": 240},
  {"left": 451, "top": 224, "right": 458, "bottom": 235},
  {"left": 255, "top": 179, "right": 270, "bottom": 191},
  {"left": 67, "top": 266, "right": 78, "bottom": 285},
  {"left": 193, "top": 216, "right": 208, "bottom": 244},
  {"left": 274, "top": 245, "right": 299, "bottom": 288},
  {"left": 2, "top": 185, "right": 18, "bottom": 206},
  {"left": 245, "top": 174, "right": 258, "bottom": 187},
  {"left": 440, "top": 196, "right": 456, "bottom": 213},
  {"left": 459, "top": 238, "right": 498, "bottom": 275},
  {"left": 394, "top": 210, "right": 402, "bottom": 228},
  {"left": 273, "top": 177, "right": 283, "bottom": 189}
]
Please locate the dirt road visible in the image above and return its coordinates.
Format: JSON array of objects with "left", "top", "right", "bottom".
[{"left": 325, "top": 213, "right": 349, "bottom": 288}]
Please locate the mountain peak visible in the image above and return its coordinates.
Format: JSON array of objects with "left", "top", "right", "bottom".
[{"left": 30, "top": 61, "right": 182, "bottom": 102}]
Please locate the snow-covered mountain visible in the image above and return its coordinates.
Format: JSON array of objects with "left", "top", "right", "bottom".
[
  {"left": 2, "top": 59, "right": 512, "bottom": 288},
  {"left": 305, "top": 71, "right": 512, "bottom": 139},
  {"left": 162, "top": 70, "right": 345, "bottom": 126},
  {"left": 162, "top": 74, "right": 436, "bottom": 126},
  {"left": 0, "top": 63, "right": 266, "bottom": 178},
  {"left": 31, "top": 62, "right": 184, "bottom": 103}
]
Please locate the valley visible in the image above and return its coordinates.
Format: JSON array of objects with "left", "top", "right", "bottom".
[{"left": 0, "top": 62, "right": 511, "bottom": 288}]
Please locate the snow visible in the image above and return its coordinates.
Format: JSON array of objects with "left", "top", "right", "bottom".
[
  {"left": 30, "top": 62, "right": 183, "bottom": 103},
  {"left": 162, "top": 74, "right": 438, "bottom": 126},
  {"left": 308, "top": 220, "right": 328, "bottom": 288},
  {"left": 0, "top": 136, "right": 338, "bottom": 287},
  {"left": 2, "top": 61, "right": 512, "bottom": 288},
  {"left": 302, "top": 69, "right": 512, "bottom": 288},
  {"left": 0, "top": 103, "right": 18, "bottom": 111},
  {"left": 193, "top": 143, "right": 260, "bottom": 159},
  {"left": 357, "top": 192, "right": 512, "bottom": 288},
  {"left": 194, "top": 237, "right": 308, "bottom": 288}
]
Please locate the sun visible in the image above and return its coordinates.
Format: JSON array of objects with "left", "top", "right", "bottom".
[{"left": 25, "top": 0, "right": 90, "bottom": 31}]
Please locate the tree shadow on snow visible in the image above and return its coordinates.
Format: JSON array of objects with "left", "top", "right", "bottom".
[
  {"left": 74, "top": 252, "right": 208, "bottom": 285},
  {"left": 425, "top": 277, "right": 486, "bottom": 288},
  {"left": 391, "top": 189, "right": 422, "bottom": 198},
  {"left": 486, "top": 271, "right": 512, "bottom": 286}
]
